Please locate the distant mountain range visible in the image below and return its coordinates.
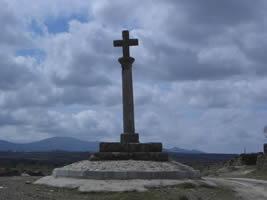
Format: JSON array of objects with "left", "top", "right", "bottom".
[
  {"left": 0, "top": 137, "right": 204, "bottom": 153},
  {"left": 0, "top": 137, "right": 99, "bottom": 152},
  {"left": 164, "top": 147, "right": 204, "bottom": 154}
]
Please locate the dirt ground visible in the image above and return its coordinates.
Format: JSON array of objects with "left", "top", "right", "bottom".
[
  {"left": 206, "top": 177, "right": 267, "bottom": 200},
  {"left": 0, "top": 176, "right": 238, "bottom": 200}
]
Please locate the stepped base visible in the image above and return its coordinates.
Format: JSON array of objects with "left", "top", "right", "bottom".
[
  {"left": 100, "top": 142, "right": 162, "bottom": 152},
  {"left": 90, "top": 152, "right": 168, "bottom": 161},
  {"left": 120, "top": 133, "right": 139, "bottom": 143},
  {"left": 51, "top": 160, "right": 200, "bottom": 180}
]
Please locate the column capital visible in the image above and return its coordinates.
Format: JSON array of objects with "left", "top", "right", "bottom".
[{"left": 118, "top": 57, "right": 135, "bottom": 65}]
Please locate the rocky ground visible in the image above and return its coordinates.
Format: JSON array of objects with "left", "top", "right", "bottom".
[{"left": 0, "top": 176, "right": 238, "bottom": 200}]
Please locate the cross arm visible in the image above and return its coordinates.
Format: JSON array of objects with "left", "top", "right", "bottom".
[
  {"left": 113, "top": 40, "right": 123, "bottom": 47},
  {"left": 129, "top": 39, "right": 139, "bottom": 46}
]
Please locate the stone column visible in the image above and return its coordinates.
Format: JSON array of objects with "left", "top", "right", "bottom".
[
  {"left": 264, "top": 143, "right": 267, "bottom": 154},
  {"left": 118, "top": 57, "right": 139, "bottom": 144}
]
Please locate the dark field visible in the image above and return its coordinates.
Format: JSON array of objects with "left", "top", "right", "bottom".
[
  {"left": 169, "top": 152, "right": 237, "bottom": 170},
  {"left": 0, "top": 151, "right": 91, "bottom": 176}
]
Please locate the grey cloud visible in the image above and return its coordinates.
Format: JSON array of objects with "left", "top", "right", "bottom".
[
  {"left": 131, "top": 0, "right": 267, "bottom": 81},
  {"left": 180, "top": 0, "right": 265, "bottom": 26},
  {"left": 52, "top": 53, "right": 112, "bottom": 87},
  {"left": 3, "top": 107, "right": 121, "bottom": 142},
  {"left": 58, "top": 85, "right": 120, "bottom": 106},
  {"left": 135, "top": 44, "right": 246, "bottom": 81},
  {"left": 0, "top": 82, "right": 57, "bottom": 109},
  {"left": 42, "top": 22, "right": 117, "bottom": 88},
  {"left": 0, "top": 110, "right": 24, "bottom": 126},
  {"left": 163, "top": 0, "right": 266, "bottom": 44},
  {"left": 0, "top": 54, "right": 36, "bottom": 90},
  {"left": 0, "top": 1, "right": 35, "bottom": 91},
  {"left": 0, "top": 1, "right": 31, "bottom": 49}
]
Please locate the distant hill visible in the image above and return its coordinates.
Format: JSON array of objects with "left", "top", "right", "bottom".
[
  {"left": 0, "top": 137, "right": 99, "bottom": 152},
  {"left": 0, "top": 137, "right": 204, "bottom": 153},
  {"left": 164, "top": 147, "right": 205, "bottom": 154}
]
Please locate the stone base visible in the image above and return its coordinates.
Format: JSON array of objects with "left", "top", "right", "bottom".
[
  {"left": 100, "top": 142, "right": 162, "bottom": 152},
  {"left": 90, "top": 152, "right": 168, "bottom": 161},
  {"left": 50, "top": 160, "right": 200, "bottom": 180},
  {"left": 34, "top": 176, "right": 212, "bottom": 192},
  {"left": 120, "top": 133, "right": 139, "bottom": 143},
  {"left": 264, "top": 143, "right": 267, "bottom": 154}
]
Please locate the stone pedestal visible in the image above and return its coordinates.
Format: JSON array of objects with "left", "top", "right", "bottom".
[
  {"left": 121, "top": 133, "right": 139, "bottom": 143},
  {"left": 90, "top": 142, "right": 168, "bottom": 161},
  {"left": 119, "top": 57, "right": 136, "bottom": 135},
  {"left": 100, "top": 142, "right": 162, "bottom": 152},
  {"left": 264, "top": 143, "right": 267, "bottom": 154}
]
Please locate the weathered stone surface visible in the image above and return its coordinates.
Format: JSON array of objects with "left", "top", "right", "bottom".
[
  {"left": 35, "top": 177, "right": 209, "bottom": 192},
  {"left": 53, "top": 170, "right": 196, "bottom": 180},
  {"left": 131, "top": 152, "right": 168, "bottom": 161},
  {"left": 120, "top": 133, "right": 139, "bottom": 143},
  {"left": 90, "top": 152, "right": 168, "bottom": 161},
  {"left": 51, "top": 160, "right": 200, "bottom": 180},
  {"left": 100, "top": 142, "right": 162, "bottom": 152},
  {"left": 114, "top": 31, "right": 138, "bottom": 135},
  {"left": 264, "top": 143, "right": 267, "bottom": 154}
]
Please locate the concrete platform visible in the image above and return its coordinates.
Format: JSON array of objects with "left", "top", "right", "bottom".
[
  {"left": 34, "top": 160, "right": 201, "bottom": 192},
  {"left": 34, "top": 177, "right": 213, "bottom": 192},
  {"left": 52, "top": 160, "right": 200, "bottom": 180}
]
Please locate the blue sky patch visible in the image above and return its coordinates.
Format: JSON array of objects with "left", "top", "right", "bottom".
[
  {"left": 29, "top": 20, "right": 45, "bottom": 36},
  {"left": 44, "top": 13, "right": 88, "bottom": 34},
  {"left": 16, "top": 48, "right": 46, "bottom": 63},
  {"left": 29, "top": 13, "right": 88, "bottom": 35}
]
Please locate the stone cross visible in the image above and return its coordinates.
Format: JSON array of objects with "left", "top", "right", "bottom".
[
  {"left": 90, "top": 30, "right": 167, "bottom": 161},
  {"left": 113, "top": 30, "right": 138, "bottom": 58},
  {"left": 113, "top": 30, "right": 139, "bottom": 144}
]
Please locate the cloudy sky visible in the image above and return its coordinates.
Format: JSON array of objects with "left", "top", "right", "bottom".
[{"left": 0, "top": 0, "right": 267, "bottom": 153}]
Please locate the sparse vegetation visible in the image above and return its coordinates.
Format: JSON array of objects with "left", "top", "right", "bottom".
[
  {"left": 179, "top": 182, "right": 197, "bottom": 189},
  {"left": 179, "top": 195, "right": 189, "bottom": 200}
]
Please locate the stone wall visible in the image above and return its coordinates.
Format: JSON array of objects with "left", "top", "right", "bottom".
[
  {"left": 256, "top": 154, "right": 267, "bottom": 170},
  {"left": 239, "top": 153, "right": 260, "bottom": 165}
]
